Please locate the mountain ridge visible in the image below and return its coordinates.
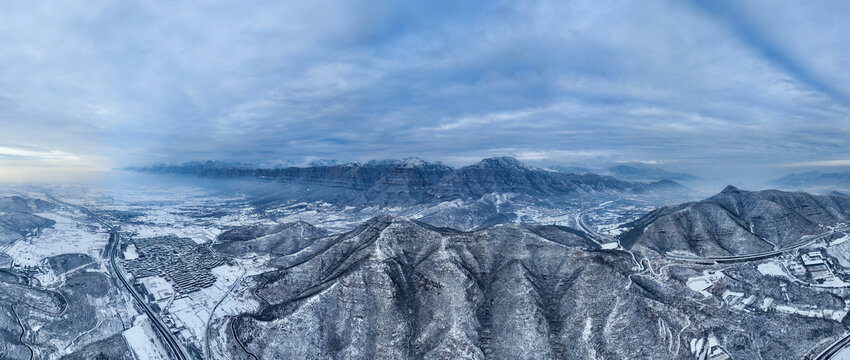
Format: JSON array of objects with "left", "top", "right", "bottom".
[
  {"left": 230, "top": 216, "right": 677, "bottom": 359},
  {"left": 619, "top": 186, "right": 850, "bottom": 257},
  {"left": 770, "top": 170, "right": 850, "bottom": 192},
  {"left": 605, "top": 164, "right": 700, "bottom": 182}
]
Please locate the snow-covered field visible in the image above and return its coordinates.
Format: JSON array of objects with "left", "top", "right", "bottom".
[
  {"left": 1, "top": 209, "right": 107, "bottom": 267},
  {"left": 123, "top": 315, "right": 170, "bottom": 360},
  {"left": 162, "top": 262, "right": 265, "bottom": 352},
  {"left": 140, "top": 276, "right": 176, "bottom": 301},
  {"left": 757, "top": 262, "right": 787, "bottom": 277},
  {"left": 686, "top": 270, "right": 724, "bottom": 297},
  {"left": 827, "top": 235, "right": 850, "bottom": 269}
]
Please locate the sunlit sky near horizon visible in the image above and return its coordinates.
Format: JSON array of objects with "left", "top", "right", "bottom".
[{"left": 2, "top": 0, "right": 850, "bottom": 183}]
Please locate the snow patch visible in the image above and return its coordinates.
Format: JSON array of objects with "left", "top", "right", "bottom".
[
  {"left": 123, "top": 315, "right": 169, "bottom": 360},
  {"left": 757, "top": 262, "right": 786, "bottom": 277},
  {"left": 686, "top": 270, "right": 724, "bottom": 297}
]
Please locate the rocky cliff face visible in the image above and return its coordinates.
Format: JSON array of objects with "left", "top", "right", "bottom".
[
  {"left": 431, "top": 157, "right": 642, "bottom": 200},
  {"left": 619, "top": 186, "right": 850, "bottom": 257},
  {"left": 132, "top": 157, "right": 688, "bottom": 208}
]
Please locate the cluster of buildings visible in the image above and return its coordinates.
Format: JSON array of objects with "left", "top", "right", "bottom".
[
  {"left": 722, "top": 288, "right": 848, "bottom": 321},
  {"left": 779, "top": 249, "right": 850, "bottom": 287},
  {"left": 685, "top": 254, "right": 850, "bottom": 324},
  {"left": 797, "top": 251, "right": 838, "bottom": 283},
  {"left": 121, "top": 235, "right": 225, "bottom": 295}
]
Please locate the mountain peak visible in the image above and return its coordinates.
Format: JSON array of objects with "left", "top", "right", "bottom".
[
  {"left": 304, "top": 159, "right": 341, "bottom": 167},
  {"left": 721, "top": 185, "right": 741, "bottom": 194},
  {"left": 358, "top": 157, "right": 436, "bottom": 168},
  {"left": 470, "top": 156, "right": 528, "bottom": 169},
  {"left": 398, "top": 156, "right": 430, "bottom": 167}
]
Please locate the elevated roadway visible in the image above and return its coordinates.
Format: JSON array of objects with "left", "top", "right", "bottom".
[{"left": 665, "top": 227, "right": 848, "bottom": 265}]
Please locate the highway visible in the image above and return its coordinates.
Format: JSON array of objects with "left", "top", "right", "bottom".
[
  {"left": 579, "top": 197, "right": 850, "bottom": 359},
  {"left": 577, "top": 199, "right": 645, "bottom": 270},
  {"left": 812, "top": 333, "right": 850, "bottom": 360},
  {"left": 665, "top": 227, "right": 849, "bottom": 264},
  {"left": 576, "top": 200, "right": 616, "bottom": 245}
]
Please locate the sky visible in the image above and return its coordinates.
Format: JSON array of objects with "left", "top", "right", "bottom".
[{"left": 2, "top": 0, "right": 850, "bottom": 183}]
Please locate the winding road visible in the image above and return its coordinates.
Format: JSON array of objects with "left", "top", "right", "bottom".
[
  {"left": 661, "top": 225, "right": 850, "bottom": 360},
  {"left": 204, "top": 269, "right": 245, "bottom": 359},
  {"left": 10, "top": 305, "right": 33, "bottom": 360}
]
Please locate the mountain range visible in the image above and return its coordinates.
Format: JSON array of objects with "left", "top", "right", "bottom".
[
  {"left": 547, "top": 164, "right": 699, "bottom": 183},
  {"left": 604, "top": 164, "right": 700, "bottom": 182},
  {"left": 230, "top": 216, "right": 684, "bottom": 359},
  {"left": 769, "top": 170, "right": 850, "bottom": 192},
  {"left": 131, "top": 157, "right": 689, "bottom": 207},
  {"left": 221, "top": 212, "right": 842, "bottom": 359}
]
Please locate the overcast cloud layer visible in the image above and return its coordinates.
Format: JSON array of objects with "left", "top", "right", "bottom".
[{"left": 1, "top": 0, "right": 850, "bottom": 182}]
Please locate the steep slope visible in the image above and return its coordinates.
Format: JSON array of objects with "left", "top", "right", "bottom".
[
  {"left": 620, "top": 186, "right": 850, "bottom": 257},
  {"left": 132, "top": 157, "right": 691, "bottom": 232}
]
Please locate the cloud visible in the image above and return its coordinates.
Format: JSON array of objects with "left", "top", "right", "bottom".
[
  {"left": 0, "top": 146, "right": 80, "bottom": 162},
  {"left": 0, "top": 145, "right": 105, "bottom": 182},
  {"left": 512, "top": 150, "right": 609, "bottom": 162},
  {"left": 0, "top": 0, "right": 849, "bottom": 182}
]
